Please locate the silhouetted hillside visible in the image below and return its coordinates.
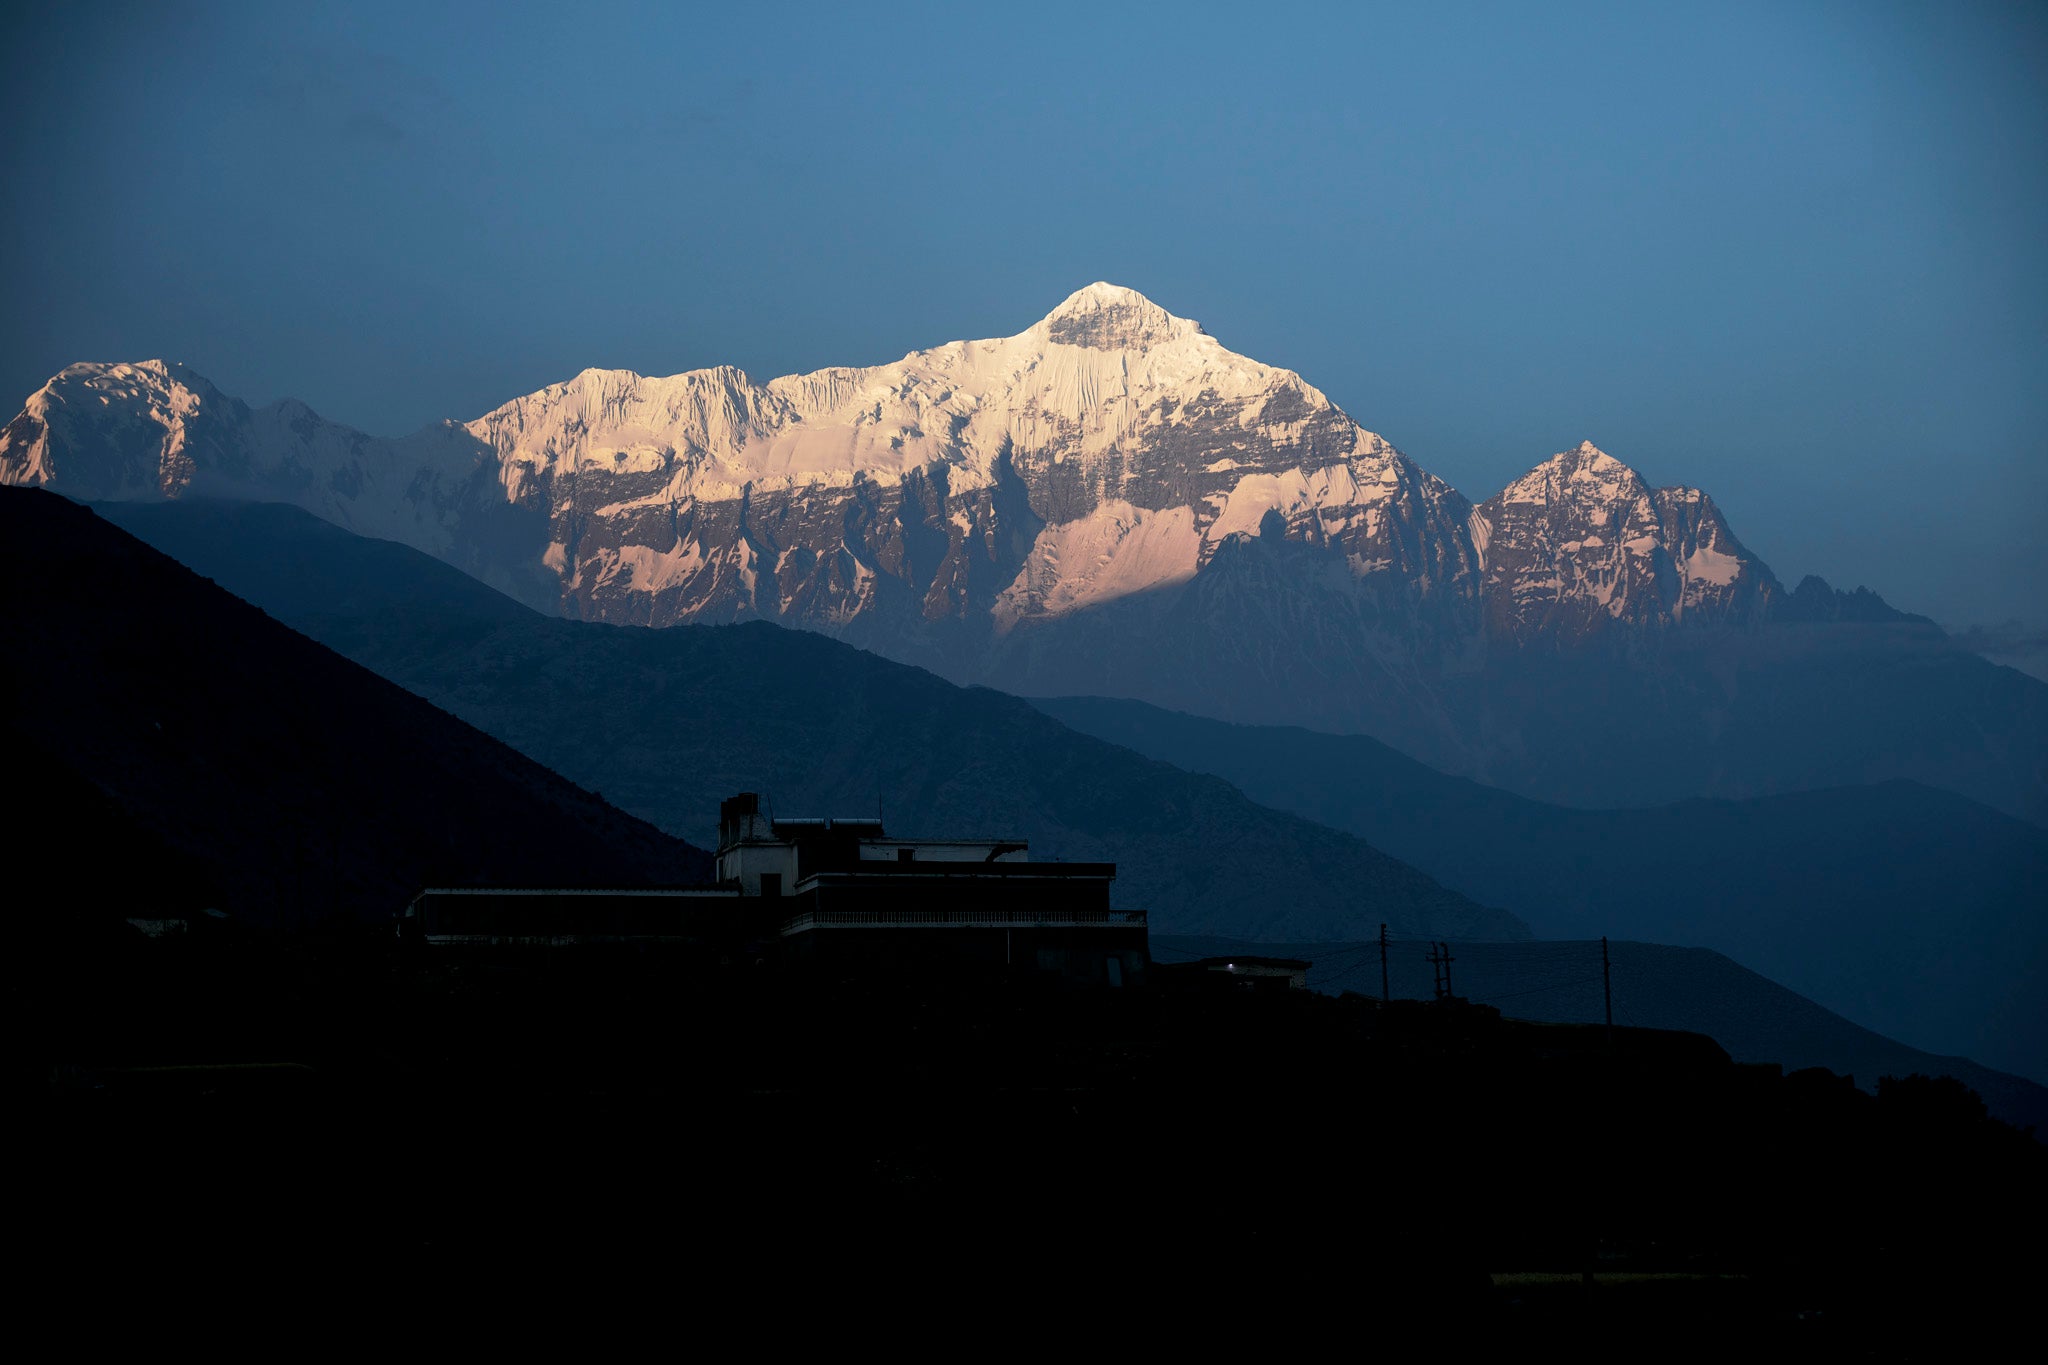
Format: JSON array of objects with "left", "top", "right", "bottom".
[
  {"left": 1045, "top": 696, "right": 2048, "bottom": 1085},
  {"left": 1155, "top": 935, "right": 2048, "bottom": 1134},
  {"left": 29, "top": 933, "right": 2047, "bottom": 1347},
  {"left": 1, "top": 489, "right": 709, "bottom": 931},
  {"left": 95, "top": 498, "right": 1523, "bottom": 942}
]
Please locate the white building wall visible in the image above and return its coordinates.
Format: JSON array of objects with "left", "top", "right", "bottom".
[{"left": 718, "top": 842, "right": 801, "bottom": 894}]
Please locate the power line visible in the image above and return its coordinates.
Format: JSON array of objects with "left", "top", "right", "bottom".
[{"left": 1479, "top": 974, "right": 1605, "bottom": 1002}]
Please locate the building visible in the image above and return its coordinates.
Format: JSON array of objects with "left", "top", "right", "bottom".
[
  {"left": 399, "top": 794, "right": 1149, "bottom": 986},
  {"left": 716, "top": 793, "right": 1148, "bottom": 986}
]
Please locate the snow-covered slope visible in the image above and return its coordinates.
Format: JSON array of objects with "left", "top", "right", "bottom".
[{"left": 444, "top": 283, "right": 1481, "bottom": 651}]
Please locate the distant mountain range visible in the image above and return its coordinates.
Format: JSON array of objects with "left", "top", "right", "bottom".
[
  {"left": 0, "top": 489, "right": 707, "bottom": 934},
  {"left": 92, "top": 497, "right": 1522, "bottom": 943},
  {"left": 10, "top": 285, "right": 2040, "bottom": 823},
  {"left": 1046, "top": 696, "right": 2048, "bottom": 1085}
]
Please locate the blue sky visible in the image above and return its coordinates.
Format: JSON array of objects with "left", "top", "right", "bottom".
[{"left": 5, "top": 0, "right": 2043, "bottom": 643}]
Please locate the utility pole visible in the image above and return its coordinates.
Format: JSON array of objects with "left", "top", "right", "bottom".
[
  {"left": 1428, "top": 942, "right": 1456, "bottom": 1002},
  {"left": 1602, "top": 935, "right": 1614, "bottom": 1053},
  {"left": 1379, "top": 923, "right": 1390, "bottom": 1004}
]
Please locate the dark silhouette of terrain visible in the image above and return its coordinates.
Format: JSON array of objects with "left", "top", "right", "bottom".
[
  {"left": 1046, "top": 696, "right": 2048, "bottom": 1085},
  {"left": 0, "top": 489, "right": 709, "bottom": 934},
  {"left": 1157, "top": 935, "right": 2048, "bottom": 1134},
  {"left": 93, "top": 497, "right": 1520, "bottom": 943},
  {"left": 84, "top": 497, "right": 2038, "bottom": 1113},
  {"left": 14, "top": 492, "right": 2041, "bottom": 1344},
  {"left": 24, "top": 929, "right": 2045, "bottom": 1348}
]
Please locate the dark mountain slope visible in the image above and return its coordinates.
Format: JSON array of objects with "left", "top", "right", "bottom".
[
  {"left": 1042, "top": 695, "right": 2047, "bottom": 1084},
  {"left": 1, "top": 489, "right": 709, "bottom": 931},
  {"left": 1440, "top": 621, "right": 2048, "bottom": 826},
  {"left": 94, "top": 499, "right": 1524, "bottom": 943},
  {"left": 1154, "top": 935, "right": 2048, "bottom": 1136}
]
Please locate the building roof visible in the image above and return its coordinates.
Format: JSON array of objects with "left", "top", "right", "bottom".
[
  {"left": 798, "top": 862, "right": 1114, "bottom": 883},
  {"left": 410, "top": 886, "right": 736, "bottom": 898}
]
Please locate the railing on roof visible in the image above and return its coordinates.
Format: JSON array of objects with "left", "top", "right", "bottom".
[{"left": 778, "top": 908, "right": 1147, "bottom": 935}]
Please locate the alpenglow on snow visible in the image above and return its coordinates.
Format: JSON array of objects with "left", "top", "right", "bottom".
[{"left": 1, "top": 283, "right": 1773, "bottom": 650}]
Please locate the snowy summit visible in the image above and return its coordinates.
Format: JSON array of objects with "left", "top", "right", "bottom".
[{"left": 1, "top": 284, "right": 1782, "bottom": 708}]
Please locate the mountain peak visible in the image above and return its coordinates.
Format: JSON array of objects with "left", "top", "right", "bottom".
[
  {"left": 1036, "top": 282, "right": 1205, "bottom": 350},
  {"left": 1046, "top": 281, "right": 1156, "bottom": 313},
  {"left": 1560, "top": 439, "right": 1625, "bottom": 471},
  {"left": 47, "top": 358, "right": 204, "bottom": 394},
  {"left": 1491, "top": 441, "right": 1643, "bottom": 509}
]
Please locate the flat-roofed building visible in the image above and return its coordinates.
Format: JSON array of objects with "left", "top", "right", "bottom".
[
  {"left": 716, "top": 793, "right": 1148, "bottom": 986},
  {"left": 400, "top": 796, "right": 1147, "bottom": 985}
]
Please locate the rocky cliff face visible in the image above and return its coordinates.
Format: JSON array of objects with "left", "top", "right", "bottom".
[{"left": 1475, "top": 441, "right": 1778, "bottom": 647}]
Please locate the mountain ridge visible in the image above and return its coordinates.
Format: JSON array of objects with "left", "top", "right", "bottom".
[
  {"left": 0, "top": 487, "right": 711, "bottom": 932},
  {"left": 0, "top": 287, "right": 1767, "bottom": 649},
  {"left": 1038, "top": 693, "right": 2048, "bottom": 1083},
  {"left": 10, "top": 285, "right": 2042, "bottom": 821},
  {"left": 1154, "top": 934, "right": 2048, "bottom": 1136}
]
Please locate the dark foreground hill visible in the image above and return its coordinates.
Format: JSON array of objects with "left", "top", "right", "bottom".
[
  {"left": 1046, "top": 696, "right": 2048, "bottom": 1085},
  {"left": 0, "top": 489, "right": 709, "bottom": 931},
  {"left": 94, "top": 498, "right": 1522, "bottom": 942},
  {"left": 26, "top": 932, "right": 2046, "bottom": 1347},
  {"left": 1155, "top": 935, "right": 2048, "bottom": 1134}
]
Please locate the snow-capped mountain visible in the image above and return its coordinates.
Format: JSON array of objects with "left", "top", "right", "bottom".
[
  {"left": 0, "top": 285, "right": 1775, "bottom": 655},
  {"left": 17, "top": 282, "right": 1991, "bottom": 804},
  {"left": 444, "top": 283, "right": 1486, "bottom": 665},
  {"left": 0, "top": 359, "right": 556, "bottom": 607}
]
